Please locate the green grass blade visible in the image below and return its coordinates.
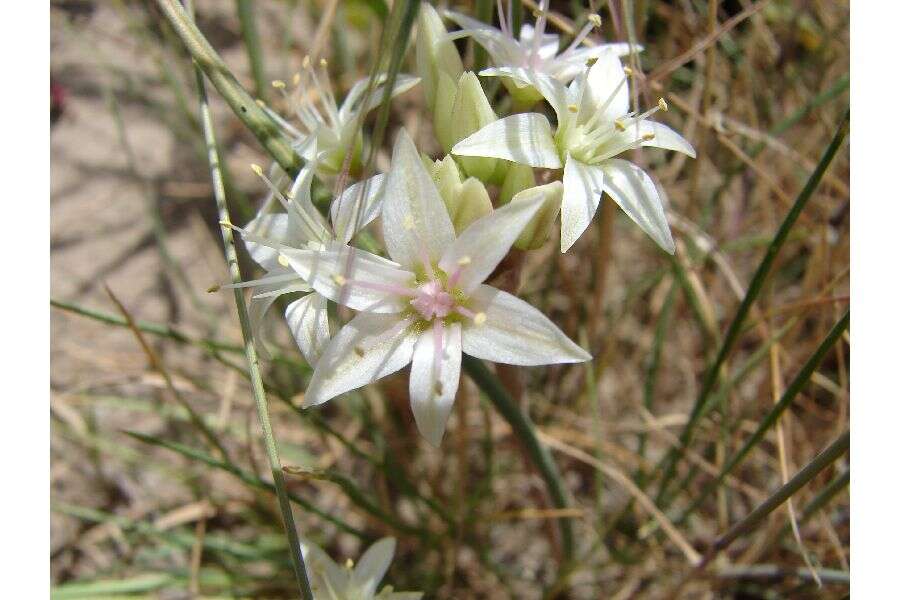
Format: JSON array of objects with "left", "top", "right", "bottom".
[
  {"left": 674, "top": 309, "right": 849, "bottom": 525},
  {"left": 184, "top": 2, "right": 314, "bottom": 593},
  {"left": 462, "top": 355, "right": 575, "bottom": 563},
  {"left": 155, "top": 0, "right": 304, "bottom": 177},
  {"left": 125, "top": 430, "right": 366, "bottom": 539},
  {"left": 235, "top": 0, "right": 267, "bottom": 102},
  {"left": 654, "top": 108, "right": 849, "bottom": 504}
]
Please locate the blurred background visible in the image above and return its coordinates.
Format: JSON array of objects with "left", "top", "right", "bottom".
[{"left": 50, "top": 1, "right": 849, "bottom": 598}]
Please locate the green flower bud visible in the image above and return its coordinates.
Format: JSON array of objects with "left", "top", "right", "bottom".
[
  {"left": 511, "top": 181, "right": 563, "bottom": 251},
  {"left": 430, "top": 156, "right": 493, "bottom": 234},
  {"left": 450, "top": 73, "right": 499, "bottom": 181},
  {"left": 498, "top": 162, "right": 536, "bottom": 206},
  {"left": 500, "top": 76, "right": 546, "bottom": 111},
  {"left": 433, "top": 70, "right": 459, "bottom": 154},
  {"left": 415, "top": 3, "right": 464, "bottom": 113}
]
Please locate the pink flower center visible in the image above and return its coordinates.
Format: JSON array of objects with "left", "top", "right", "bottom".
[{"left": 410, "top": 280, "right": 455, "bottom": 320}]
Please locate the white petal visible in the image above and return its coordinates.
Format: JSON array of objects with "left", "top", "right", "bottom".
[
  {"left": 382, "top": 130, "right": 456, "bottom": 269},
  {"left": 438, "top": 194, "right": 544, "bottom": 293},
  {"left": 248, "top": 281, "right": 289, "bottom": 360},
  {"left": 519, "top": 23, "right": 560, "bottom": 58},
  {"left": 330, "top": 173, "right": 387, "bottom": 244},
  {"left": 479, "top": 67, "right": 569, "bottom": 120},
  {"left": 560, "top": 156, "right": 604, "bottom": 252},
  {"left": 353, "top": 537, "right": 396, "bottom": 596},
  {"left": 245, "top": 214, "right": 292, "bottom": 270},
  {"left": 281, "top": 242, "right": 414, "bottom": 313},
  {"left": 637, "top": 120, "right": 696, "bottom": 157},
  {"left": 551, "top": 43, "right": 642, "bottom": 81},
  {"left": 600, "top": 159, "right": 675, "bottom": 253},
  {"left": 287, "top": 166, "right": 332, "bottom": 242},
  {"left": 409, "top": 322, "right": 462, "bottom": 446},
  {"left": 300, "top": 539, "right": 350, "bottom": 596},
  {"left": 582, "top": 50, "right": 629, "bottom": 122},
  {"left": 452, "top": 113, "right": 562, "bottom": 169},
  {"left": 462, "top": 285, "right": 591, "bottom": 365},
  {"left": 339, "top": 74, "right": 420, "bottom": 123},
  {"left": 444, "top": 11, "right": 522, "bottom": 66},
  {"left": 304, "top": 313, "right": 417, "bottom": 407},
  {"left": 285, "top": 294, "right": 330, "bottom": 367}
]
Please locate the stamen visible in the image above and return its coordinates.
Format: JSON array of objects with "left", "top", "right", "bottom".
[
  {"left": 333, "top": 275, "right": 416, "bottom": 297},
  {"left": 641, "top": 132, "right": 656, "bottom": 141},
  {"left": 473, "top": 312, "right": 487, "bottom": 325},
  {"left": 447, "top": 256, "right": 471, "bottom": 288},
  {"left": 567, "top": 103, "right": 579, "bottom": 113},
  {"left": 614, "top": 120, "right": 627, "bottom": 132},
  {"left": 271, "top": 80, "right": 286, "bottom": 89},
  {"left": 249, "top": 164, "right": 328, "bottom": 244},
  {"left": 559, "top": 15, "right": 599, "bottom": 57},
  {"left": 529, "top": 0, "right": 550, "bottom": 65},
  {"left": 623, "top": 66, "right": 634, "bottom": 76},
  {"left": 658, "top": 97, "right": 669, "bottom": 112},
  {"left": 278, "top": 254, "right": 290, "bottom": 267},
  {"left": 496, "top": 0, "right": 508, "bottom": 36},
  {"left": 588, "top": 14, "right": 602, "bottom": 27}
]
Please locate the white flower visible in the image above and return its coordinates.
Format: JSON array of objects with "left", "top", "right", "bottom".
[
  {"left": 280, "top": 130, "right": 591, "bottom": 446},
  {"left": 227, "top": 164, "right": 386, "bottom": 367},
  {"left": 301, "top": 537, "right": 422, "bottom": 600},
  {"left": 444, "top": 1, "right": 635, "bottom": 104},
  {"left": 451, "top": 51, "right": 696, "bottom": 253},
  {"left": 266, "top": 58, "right": 419, "bottom": 176}
]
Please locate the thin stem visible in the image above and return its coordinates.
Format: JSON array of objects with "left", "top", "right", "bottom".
[
  {"left": 156, "top": 0, "right": 304, "bottom": 177},
  {"left": 461, "top": 356, "right": 575, "bottom": 563},
  {"left": 185, "top": 1, "right": 313, "bottom": 594},
  {"left": 654, "top": 108, "right": 849, "bottom": 504},
  {"left": 235, "top": 0, "right": 267, "bottom": 102}
]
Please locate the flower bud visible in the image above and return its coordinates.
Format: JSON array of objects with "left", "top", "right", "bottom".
[
  {"left": 448, "top": 72, "right": 499, "bottom": 182},
  {"left": 415, "top": 3, "right": 464, "bottom": 113},
  {"left": 430, "top": 156, "right": 493, "bottom": 234},
  {"left": 501, "top": 76, "right": 545, "bottom": 111},
  {"left": 498, "top": 162, "right": 536, "bottom": 206},
  {"left": 510, "top": 181, "right": 563, "bottom": 250},
  {"left": 433, "top": 70, "right": 459, "bottom": 153}
]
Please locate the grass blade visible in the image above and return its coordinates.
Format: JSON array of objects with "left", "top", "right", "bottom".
[
  {"left": 235, "top": 0, "right": 267, "bottom": 102},
  {"left": 155, "top": 0, "right": 304, "bottom": 177},
  {"left": 654, "top": 108, "right": 850, "bottom": 504},
  {"left": 184, "top": 1, "right": 313, "bottom": 594},
  {"left": 462, "top": 355, "right": 575, "bottom": 563}
]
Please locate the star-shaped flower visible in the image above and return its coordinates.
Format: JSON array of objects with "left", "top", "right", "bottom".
[
  {"left": 444, "top": 1, "right": 634, "bottom": 105},
  {"left": 279, "top": 130, "right": 591, "bottom": 446},
  {"left": 266, "top": 58, "right": 419, "bottom": 176},
  {"left": 451, "top": 51, "right": 696, "bottom": 253},
  {"left": 227, "top": 163, "right": 386, "bottom": 366},
  {"left": 300, "top": 537, "right": 422, "bottom": 600}
]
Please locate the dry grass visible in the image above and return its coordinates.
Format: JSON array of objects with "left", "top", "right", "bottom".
[{"left": 50, "top": 1, "right": 849, "bottom": 598}]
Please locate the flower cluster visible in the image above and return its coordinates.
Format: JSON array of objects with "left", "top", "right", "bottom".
[{"left": 228, "top": 3, "right": 693, "bottom": 452}]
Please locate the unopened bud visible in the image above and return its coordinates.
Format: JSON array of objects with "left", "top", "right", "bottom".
[
  {"left": 498, "top": 162, "right": 536, "bottom": 206},
  {"left": 430, "top": 156, "right": 492, "bottom": 234},
  {"left": 415, "top": 3, "right": 464, "bottom": 112},
  {"left": 510, "top": 181, "right": 563, "bottom": 250},
  {"left": 449, "top": 72, "right": 499, "bottom": 182}
]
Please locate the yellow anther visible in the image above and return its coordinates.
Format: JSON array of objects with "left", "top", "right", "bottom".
[
  {"left": 292, "top": 73, "right": 301, "bottom": 86},
  {"left": 302, "top": 55, "right": 311, "bottom": 69},
  {"left": 614, "top": 120, "right": 627, "bottom": 132},
  {"left": 255, "top": 99, "right": 266, "bottom": 107},
  {"left": 319, "top": 58, "right": 328, "bottom": 68},
  {"left": 332, "top": 274, "right": 347, "bottom": 286},
  {"left": 623, "top": 66, "right": 634, "bottom": 76},
  {"left": 353, "top": 346, "right": 365, "bottom": 357},
  {"left": 588, "top": 14, "right": 602, "bottom": 27},
  {"left": 403, "top": 214, "right": 416, "bottom": 230},
  {"left": 641, "top": 132, "right": 656, "bottom": 141},
  {"left": 473, "top": 312, "right": 487, "bottom": 326},
  {"left": 457, "top": 256, "right": 472, "bottom": 266},
  {"left": 657, "top": 97, "right": 669, "bottom": 112},
  {"left": 344, "top": 559, "right": 354, "bottom": 569},
  {"left": 251, "top": 163, "right": 264, "bottom": 176},
  {"left": 532, "top": 9, "right": 545, "bottom": 18},
  {"left": 567, "top": 103, "right": 579, "bottom": 113},
  {"left": 277, "top": 254, "right": 290, "bottom": 267},
  {"left": 271, "top": 80, "right": 286, "bottom": 89},
  {"left": 207, "top": 284, "right": 221, "bottom": 293},
  {"left": 219, "top": 219, "right": 234, "bottom": 229}
]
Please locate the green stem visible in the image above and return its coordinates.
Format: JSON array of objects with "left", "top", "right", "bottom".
[
  {"left": 156, "top": 0, "right": 304, "bottom": 177},
  {"left": 654, "top": 107, "right": 849, "bottom": 504},
  {"left": 235, "top": 0, "right": 267, "bottom": 102},
  {"left": 186, "top": 2, "right": 313, "bottom": 594},
  {"left": 462, "top": 356, "right": 575, "bottom": 563}
]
